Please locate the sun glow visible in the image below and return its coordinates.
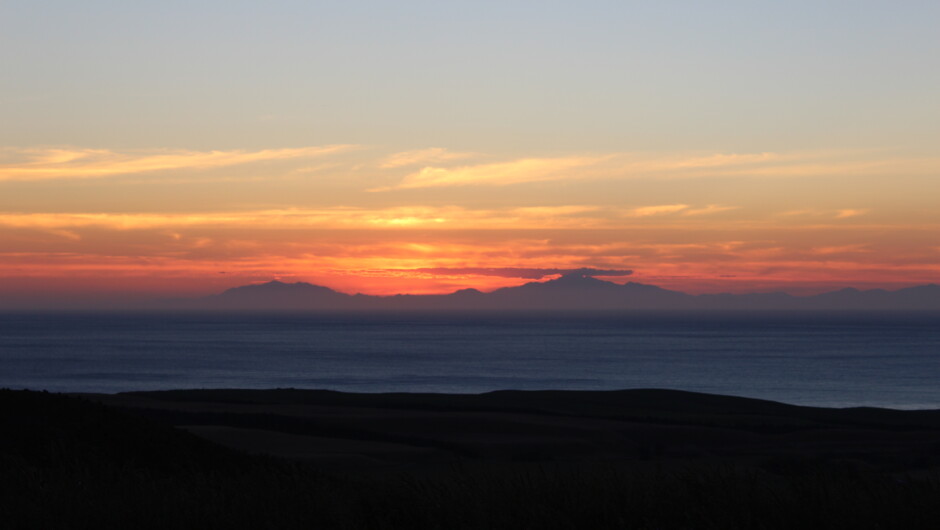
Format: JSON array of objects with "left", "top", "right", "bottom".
[{"left": 1, "top": 146, "right": 938, "bottom": 302}]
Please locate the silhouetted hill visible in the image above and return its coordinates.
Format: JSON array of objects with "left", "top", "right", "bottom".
[
  {"left": 694, "top": 291, "right": 800, "bottom": 310},
  {"left": 84, "top": 386, "right": 940, "bottom": 472},
  {"left": 0, "top": 389, "right": 339, "bottom": 529},
  {"left": 808, "top": 284, "right": 940, "bottom": 310},
  {"left": 0, "top": 389, "right": 240, "bottom": 472},
  {"left": 175, "top": 276, "right": 940, "bottom": 311},
  {"left": 196, "top": 280, "right": 356, "bottom": 310},
  {"left": 9, "top": 388, "right": 940, "bottom": 529},
  {"left": 485, "top": 273, "right": 692, "bottom": 309}
]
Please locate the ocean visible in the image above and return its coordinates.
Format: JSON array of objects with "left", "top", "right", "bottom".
[{"left": 2, "top": 310, "right": 939, "bottom": 409}]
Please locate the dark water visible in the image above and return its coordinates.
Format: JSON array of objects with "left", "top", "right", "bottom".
[{"left": 1, "top": 311, "right": 939, "bottom": 408}]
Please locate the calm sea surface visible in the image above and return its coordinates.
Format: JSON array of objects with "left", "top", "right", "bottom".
[{"left": 2, "top": 311, "right": 939, "bottom": 409}]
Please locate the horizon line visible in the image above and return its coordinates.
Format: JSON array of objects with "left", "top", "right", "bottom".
[{"left": 230, "top": 276, "right": 940, "bottom": 299}]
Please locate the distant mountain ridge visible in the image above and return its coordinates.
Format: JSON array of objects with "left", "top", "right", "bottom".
[
  {"left": 210, "top": 280, "right": 354, "bottom": 309},
  {"left": 183, "top": 272, "right": 940, "bottom": 311}
]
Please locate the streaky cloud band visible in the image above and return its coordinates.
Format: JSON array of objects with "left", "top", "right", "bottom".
[{"left": 384, "top": 267, "right": 634, "bottom": 279}]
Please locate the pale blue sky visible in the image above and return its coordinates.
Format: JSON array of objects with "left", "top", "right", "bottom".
[{"left": 2, "top": 1, "right": 938, "bottom": 152}]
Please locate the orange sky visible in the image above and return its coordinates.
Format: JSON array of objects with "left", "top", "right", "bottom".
[
  {"left": 2, "top": 185, "right": 939, "bottom": 299},
  {"left": 2, "top": 3, "right": 938, "bottom": 303}
]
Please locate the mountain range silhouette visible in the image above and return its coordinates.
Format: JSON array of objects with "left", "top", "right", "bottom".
[{"left": 185, "top": 272, "right": 940, "bottom": 311}]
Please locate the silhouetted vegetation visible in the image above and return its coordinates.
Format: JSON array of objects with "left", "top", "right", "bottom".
[{"left": 4, "top": 389, "right": 940, "bottom": 529}]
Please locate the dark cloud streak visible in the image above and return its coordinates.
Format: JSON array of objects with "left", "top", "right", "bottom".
[{"left": 390, "top": 267, "right": 634, "bottom": 279}]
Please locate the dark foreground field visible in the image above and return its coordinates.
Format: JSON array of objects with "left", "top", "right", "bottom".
[{"left": 4, "top": 388, "right": 940, "bottom": 529}]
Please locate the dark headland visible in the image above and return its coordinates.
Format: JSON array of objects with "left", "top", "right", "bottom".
[{"left": 5, "top": 387, "right": 940, "bottom": 528}]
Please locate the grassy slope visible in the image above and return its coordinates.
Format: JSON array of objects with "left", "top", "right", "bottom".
[
  {"left": 5, "top": 388, "right": 940, "bottom": 529},
  {"left": 89, "top": 388, "right": 940, "bottom": 472}
]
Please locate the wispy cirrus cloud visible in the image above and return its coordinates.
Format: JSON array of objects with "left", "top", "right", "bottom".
[
  {"left": 627, "top": 204, "right": 689, "bottom": 217},
  {"left": 0, "top": 203, "right": 744, "bottom": 234},
  {"left": 371, "top": 156, "right": 610, "bottom": 190},
  {"left": 372, "top": 149, "right": 940, "bottom": 190},
  {"left": 374, "top": 152, "right": 791, "bottom": 190},
  {"left": 379, "top": 147, "right": 475, "bottom": 168},
  {"left": 0, "top": 145, "right": 354, "bottom": 181},
  {"left": 0, "top": 205, "right": 611, "bottom": 232},
  {"left": 0, "top": 204, "right": 748, "bottom": 239},
  {"left": 6, "top": 144, "right": 936, "bottom": 189},
  {"left": 619, "top": 203, "right": 736, "bottom": 218},
  {"left": 808, "top": 244, "right": 871, "bottom": 255},
  {"left": 682, "top": 205, "right": 739, "bottom": 216},
  {"left": 781, "top": 208, "right": 871, "bottom": 219},
  {"left": 835, "top": 209, "right": 869, "bottom": 219}
]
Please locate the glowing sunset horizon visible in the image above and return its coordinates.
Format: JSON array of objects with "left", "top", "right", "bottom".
[{"left": 2, "top": 2, "right": 938, "bottom": 304}]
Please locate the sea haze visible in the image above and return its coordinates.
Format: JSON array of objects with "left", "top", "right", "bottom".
[{"left": 3, "top": 311, "right": 939, "bottom": 408}]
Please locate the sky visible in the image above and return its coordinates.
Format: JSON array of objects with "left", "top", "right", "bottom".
[{"left": 1, "top": 1, "right": 939, "bottom": 304}]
